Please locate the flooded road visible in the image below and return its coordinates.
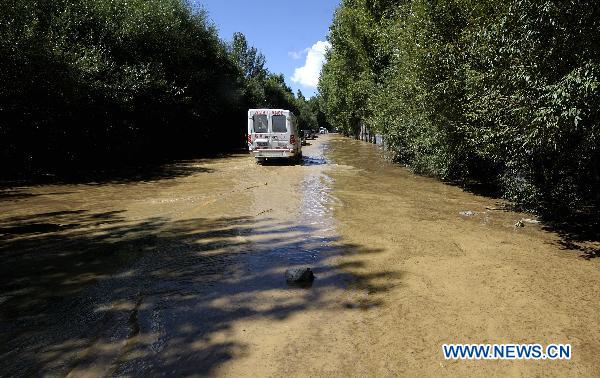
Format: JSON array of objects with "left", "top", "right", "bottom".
[{"left": 1, "top": 135, "right": 599, "bottom": 376}]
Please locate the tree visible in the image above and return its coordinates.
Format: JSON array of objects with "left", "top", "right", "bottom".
[
  {"left": 320, "top": 0, "right": 600, "bottom": 216},
  {"left": 230, "top": 32, "right": 267, "bottom": 80}
]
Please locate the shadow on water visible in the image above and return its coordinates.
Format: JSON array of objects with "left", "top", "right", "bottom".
[
  {"left": 0, "top": 155, "right": 253, "bottom": 190},
  {"left": 0, "top": 207, "right": 398, "bottom": 376},
  {"left": 540, "top": 210, "right": 600, "bottom": 260},
  {"left": 256, "top": 158, "right": 302, "bottom": 166},
  {"left": 0, "top": 191, "right": 40, "bottom": 201},
  {"left": 252, "top": 154, "right": 327, "bottom": 167}
]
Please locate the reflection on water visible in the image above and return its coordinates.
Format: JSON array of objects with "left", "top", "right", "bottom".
[
  {"left": 287, "top": 150, "right": 337, "bottom": 267},
  {"left": 301, "top": 155, "right": 327, "bottom": 166},
  {"left": 238, "top": 142, "right": 341, "bottom": 280}
]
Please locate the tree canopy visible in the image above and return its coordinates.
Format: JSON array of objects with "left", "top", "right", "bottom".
[
  {"left": 0, "top": 0, "right": 325, "bottom": 175},
  {"left": 320, "top": 0, "right": 600, "bottom": 216}
]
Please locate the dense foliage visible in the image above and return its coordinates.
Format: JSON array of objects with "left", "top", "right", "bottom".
[
  {"left": 320, "top": 0, "right": 600, "bottom": 215},
  {"left": 0, "top": 0, "right": 321, "bottom": 175}
]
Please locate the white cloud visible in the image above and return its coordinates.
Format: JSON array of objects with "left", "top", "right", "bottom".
[
  {"left": 291, "top": 40, "right": 331, "bottom": 88},
  {"left": 288, "top": 48, "right": 309, "bottom": 60}
]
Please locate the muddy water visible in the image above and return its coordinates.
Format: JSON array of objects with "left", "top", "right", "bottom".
[{"left": 1, "top": 135, "right": 599, "bottom": 377}]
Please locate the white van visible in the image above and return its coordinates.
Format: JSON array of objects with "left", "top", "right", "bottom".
[{"left": 247, "top": 109, "right": 302, "bottom": 162}]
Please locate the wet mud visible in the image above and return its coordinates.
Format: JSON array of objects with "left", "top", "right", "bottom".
[{"left": 1, "top": 135, "right": 599, "bottom": 376}]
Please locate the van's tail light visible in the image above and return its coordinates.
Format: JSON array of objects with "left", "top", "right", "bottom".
[
  {"left": 247, "top": 134, "right": 252, "bottom": 144},
  {"left": 290, "top": 135, "right": 296, "bottom": 145}
]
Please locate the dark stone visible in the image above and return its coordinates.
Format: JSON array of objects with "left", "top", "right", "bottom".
[{"left": 285, "top": 267, "right": 315, "bottom": 285}]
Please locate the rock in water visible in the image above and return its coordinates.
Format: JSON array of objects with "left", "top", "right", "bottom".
[{"left": 285, "top": 268, "right": 315, "bottom": 284}]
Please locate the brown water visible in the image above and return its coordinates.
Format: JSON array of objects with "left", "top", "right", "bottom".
[{"left": 1, "top": 135, "right": 599, "bottom": 376}]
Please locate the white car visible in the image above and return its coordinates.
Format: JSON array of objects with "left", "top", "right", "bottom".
[{"left": 247, "top": 109, "right": 302, "bottom": 162}]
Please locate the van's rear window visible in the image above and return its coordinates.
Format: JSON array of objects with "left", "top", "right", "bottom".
[
  {"left": 253, "top": 114, "right": 268, "bottom": 133},
  {"left": 272, "top": 115, "right": 287, "bottom": 132}
]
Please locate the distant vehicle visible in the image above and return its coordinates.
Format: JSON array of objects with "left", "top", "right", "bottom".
[
  {"left": 302, "top": 129, "right": 316, "bottom": 140},
  {"left": 301, "top": 131, "right": 308, "bottom": 146},
  {"left": 319, "top": 127, "right": 328, "bottom": 134},
  {"left": 248, "top": 109, "right": 302, "bottom": 162}
]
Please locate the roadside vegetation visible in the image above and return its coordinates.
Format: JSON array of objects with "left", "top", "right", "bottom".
[
  {"left": 0, "top": 0, "right": 324, "bottom": 176},
  {"left": 319, "top": 0, "right": 600, "bottom": 217}
]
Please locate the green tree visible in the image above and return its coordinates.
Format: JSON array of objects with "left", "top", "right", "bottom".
[
  {"left": 227, "top": 32, "right": 298, "bottom": 113},
  {"left": 320, "top": 0, "right": 600, "bottom": 216},
  {"left": 0, "top": 0, "right": 244, "bottom": 172},
  {"left": 0, "top": 1, "right": 306, "bottom": 175},
  {"left": 294, "top": 90, "right": 317, "bottom": 131}
]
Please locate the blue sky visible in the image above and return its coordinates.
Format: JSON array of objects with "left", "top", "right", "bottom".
[{"left": 192, "top": 0, "right": 340, "bottom": 97}]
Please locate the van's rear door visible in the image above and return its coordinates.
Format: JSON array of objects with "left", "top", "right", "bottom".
[
  {"left": 269, "top": 112, "right": 289, "bottom": 150},
  {"left": 251, "top": 113, "right": 269, "bottom": 149}
]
